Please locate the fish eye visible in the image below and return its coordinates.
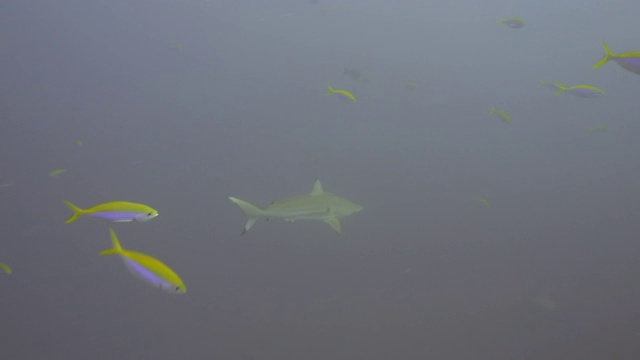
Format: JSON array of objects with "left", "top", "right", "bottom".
[
  {"left": 175, "top": 286, "right": 181, "bottom": 291},
  {"left": 147, "top": 212, "right": 152, "bottom": 216}
]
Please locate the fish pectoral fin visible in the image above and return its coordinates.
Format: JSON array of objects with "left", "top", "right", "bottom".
[{"left": 324, "top": 217, "right": 341, "bottom": 234}]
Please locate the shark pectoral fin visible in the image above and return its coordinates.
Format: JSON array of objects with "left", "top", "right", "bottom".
[
  {"left": 243, "top": 218, "right": 257, "bottom": 235},
  {"left": 325, "top": 217, "right": 341, "bottom": 234}
]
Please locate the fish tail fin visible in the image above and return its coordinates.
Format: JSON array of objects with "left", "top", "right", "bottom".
[
  {"left": 99, "top": 228, "right": 124, "bottom": 256},
  {"left": 553, "top": 82, "right": 567, "bottom": 95},
  {"left": 540, "top": 80, "right": 546, "bottom": 86},
  {"left": 488, "top": 106, "right": 497, "bottom": 115},
  {"left": 228, "top": 197, "right": 266, "bottom": 234},
  {"left": 593, "top": 40, "right": 614, "bottom": 69},
  {"left": 62, "top": 200, "right": 85, "bottom": 224},
  {"left": 0, "top": 262, "right": 12, "bottom": 275},
  {"left": 499, "top": 18, "right": 505, "bottom": 26},
  {"left": 326, "top": 85, "right": 335, "bottom": 96}
]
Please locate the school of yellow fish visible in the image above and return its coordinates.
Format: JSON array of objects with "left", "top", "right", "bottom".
[{"left": 1, "top": 17, "right": 639, "bottom": 296}]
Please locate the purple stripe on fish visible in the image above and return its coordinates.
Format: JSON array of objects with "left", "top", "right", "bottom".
[
  {"left": 123, "top": 258, "right": 168, "bottom": 288},
  {"left": 337, "top": 94, "right": 354, "bottom": 103},
  {"left": 615, "top": 58, "right": 640, "bottom": 75},
  {"left": 90, "top": 212, "right": 142, "bottom": 222},
  {"left": 569, "top": 89, "right": 602, "bottom": 98}
]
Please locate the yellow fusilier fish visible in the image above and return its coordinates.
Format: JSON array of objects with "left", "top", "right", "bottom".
[
  {"left": 588, "top": 125, "right": 608, "bottom": 134},
  {"left": 593, "top": 40, "right": 640, "bottom": 75},
  {"left": 553, "top": 82, "right": 604, "bottom": 98},
  {"left": 76, "top": 140, "right": 83, "bottom": 146},
  {"left": 49, "top": 169, "right": 67, "bottom": 177},
  {"left": 500, "top": 17, "right": 524, "bottom": 29},
  {"left": 489, "top": 107, "right": 512, "bottom": 124},
  {"left": 100, "top": 229, "right": 186, "bottom": 294},
  {"left": 404, "top": 81, "right": 418, "bottom": 90},
  {"left": 63, "top": 200, "right": 158, "bottom": 224},
  {"left": 326, "top": 85, "right": 356, "bottom": 103},
  {"left": 475, "top": 196, "right": 491, "bottom": 207},
  {"left": 0, "top": 263, "right": 11, "bottom": 275}
]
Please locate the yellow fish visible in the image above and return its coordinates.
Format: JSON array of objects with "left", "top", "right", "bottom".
[
  {"left": 553, "top": 82, "right": 604, "bottom": 98},
  {"left": 404, "top": 82, "right": 418, "bottom": 89},
  {"left": 588, "top": 125, "right": 608, "bottom": 134},
  {"left": 593, "top": 40, "right": 640, "bottom": 75},
  {"left": 49, "top": 169, "right": 67, "bottom": 177},
  {"left": 0, "top": 262, "right": 12, "bottom": 275},
  {"left": 326, "top": 85, "right": 356, "bottom": 103},
  {"left": 63, "top": 200, "right": 158, "bottom": 224},
  {"left": 489, "top": 107, "right": 512, "bottom": 124},
  {"left": 76, "top": 140, "right": 83, "bottom": 146},
  {"left": 500, "top": 18, "right": 524, "bottom": 29},
  {"left": 475, "top": 196, "right": 491, "bottom": 207},
  {"left": 100, "top": 229, "right": 186, "bottom": 294}
]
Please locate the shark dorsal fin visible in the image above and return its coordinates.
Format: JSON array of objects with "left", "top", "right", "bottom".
[{"left": 310, "top": 179, "right": 324, "bottom": 195}]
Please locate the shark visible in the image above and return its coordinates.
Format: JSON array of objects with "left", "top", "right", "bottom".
[{"left": 229, "top": 179, "right": 363, "bottom": 235}]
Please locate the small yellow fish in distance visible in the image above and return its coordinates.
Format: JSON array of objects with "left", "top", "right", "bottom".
[
  {"left": 475, "top": 196, "right": 491, "bottom": 207},
  {"left": 500, "top": 17, "right": 524, "bottom": 29},
  {"left": 593, "top": 40, "right": 640, "bottom": 75},
  {"left": 404, "top": 81, "right": 418, "bottom": 89},
  {"left": 326, "top": 85, "right": 356, "bottom": 103},
  {"left": 553, "top": 82, "right": 604, "bottom": 98},
  {"left": 63, "top": 200, "right": 158, "bottom": 224},
  {"left": 49, "top": 169, "right": 67, "bottom": 177},
  {"left": 76, "top": 140, "right": 83, "bottom": 146},
  {"left": 100, "top": 229, "right": 186, "bottom": 294},
  {"left": 489, "top": 107, "right": 512, "bottom": 124},
  {"left": 0, "top": 262, "right": 12, "bottom": 275},
  {"left": 588, "top": 125, "right": 608, "bottom": 134}
]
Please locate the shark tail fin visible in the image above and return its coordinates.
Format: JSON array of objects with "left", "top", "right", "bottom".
[
  {"left": 62, "top": 200, "right": 86, "bottom": 224},
  {"left": 553, "top": 82, "right": 567, "bottom": 95},
  {"left": 593, "top": 40, "right": 614, "bottom": 69},
  {"left": 229, "top": 197, "right": 265, "bottom": 234}
]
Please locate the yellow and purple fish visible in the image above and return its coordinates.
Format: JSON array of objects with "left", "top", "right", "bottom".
[
  {"left": 403, "top": 82, "right": 418, "bottom": 91},
  {"left": 500, "top": 18, "right": 524, "bottom": 29},
  {"left": 593, "top": 40, "right": 640, "bottom": 75},
  {"left": 489, "top": 107, "right": 512, "bottom": 124},
  {"left": 49, "top": 169, "right": 67, "bottom": 177},
  {"left": 100, "top": 228, "right": 186, "bottom": 294},
  {"left": 63, "top": 200, "right": 158, "bottom": 224},
  {"left": 0, "top": 262, "right": 11, "bottom": 275},
  {"left": 588, "top": 125, "right": 608, "bottom": 134},
  {"left": 326, "top": 85, "right": 356, "bottom": 103},
  {"left": 553, "top": 82, "right": 604, "bottom": 98},
  {"left": 475, "top": 196, "right": 491, "bottom": 207}
]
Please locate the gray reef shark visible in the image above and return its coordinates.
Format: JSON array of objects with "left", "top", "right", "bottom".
[{"left": 229, "top": 179, "right": 363, "bottom": 235}]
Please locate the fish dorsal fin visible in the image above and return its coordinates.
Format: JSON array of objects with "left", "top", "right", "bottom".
[{"left": 310, "top": 179, "right": 324, "bottom": 195}]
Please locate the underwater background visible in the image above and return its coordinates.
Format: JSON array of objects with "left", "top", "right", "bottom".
[{"left": 2, "top": 0, "right": 640, "bottom": 359}]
